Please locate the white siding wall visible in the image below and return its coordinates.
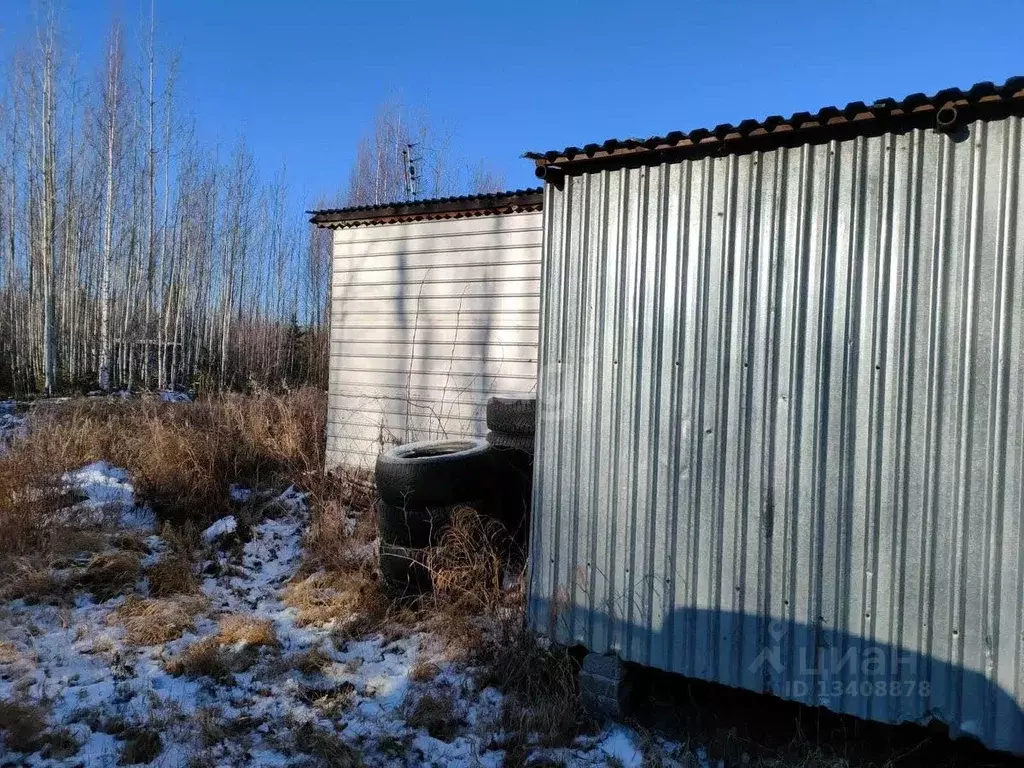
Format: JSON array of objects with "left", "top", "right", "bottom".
[{"left": 326, "top": 211, "right": 543, "bottom": 468}]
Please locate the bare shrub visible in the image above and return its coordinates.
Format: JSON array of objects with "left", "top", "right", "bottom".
[{"left": 110, "top": 595, "right": 209, "bottom": 645}]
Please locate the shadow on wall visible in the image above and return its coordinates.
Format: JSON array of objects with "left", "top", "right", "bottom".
[
  {"left": 384, "top": 216, "right": 512, "bottom": 445},
  {"left": 532, "top": 599, "right": 1024, "bottom": 760}
]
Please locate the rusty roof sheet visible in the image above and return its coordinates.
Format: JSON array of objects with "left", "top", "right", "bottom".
[
  {"left": 526, "top": 77, "right": 1024, "bottom": 169},
  {"left": 309, "top": 188, "right": 543, "bottom": 228}
]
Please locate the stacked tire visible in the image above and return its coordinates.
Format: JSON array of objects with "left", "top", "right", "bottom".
[
  {"left": 485, "top": 396, "right": 536, "bottom": 546},
  {"left": 375, "top": 439, "right": 493, "bottom": 597}
]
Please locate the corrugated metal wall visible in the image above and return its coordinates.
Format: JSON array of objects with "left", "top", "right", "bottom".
[
  {"left": 327, "top": 212, "right": 542, "bottom": 468},
  {"left": 528, "top": 116, "right": 1024, "bottom": 754}
]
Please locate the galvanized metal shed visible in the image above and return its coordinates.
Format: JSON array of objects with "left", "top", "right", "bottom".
[
  {"left": 526, "top": 78, "right": 1024, "bottom": 754},
  {"left": 311, "top": 190, "right": 543, "bottom": 469}
]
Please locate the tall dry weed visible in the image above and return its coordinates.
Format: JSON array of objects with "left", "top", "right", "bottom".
[{"left": 0, "top": 389, "right": 326, "bottom": 578}]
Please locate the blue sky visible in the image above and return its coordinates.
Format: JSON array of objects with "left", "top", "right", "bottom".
[{"left": 0, "top": 0, "right": 1022, "bottom": 215}]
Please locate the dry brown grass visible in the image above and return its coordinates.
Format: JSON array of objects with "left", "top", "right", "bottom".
[
  {"left": 0, "top": 699, "right": 47, "bottom": 753},
  {"left": 52, "top": 529, "right": 110, "bottom": 556},
  {"left": 409, "top": 659, "right": 440, "bottom": 683},
  {"left": 0, "top": 641, "right": 20, "bottom": 664},
  {"left": 146, "top": 552, "right": 200, "bottom": 597},
  {"left": 283, "top": 570, "right": 388, "bottom": 631},
  {"left": 0, "top": 391, "right": 325, "bottom": 602},
  {"left": 426, "top": 506, "right": 507, "bottom": 612},
  {"left": 302, "top": 467, "right": 376, "bottom": 573},
  {"left": 285, "top": 646, "right": 334, "bottom": 675},
  {"left": 165, "top": 615, "right": 279, "bottom": 680},
  {"left": 110, "top": 595, "right": 209, "bottom": 645},
  {"left": 402, "top": 688, "right": 463, "bottom": 742},
  {"left": 216, "top": 615, "right": 278, "bottom": 648},
  {"left": 289, "top": 718, "right": 362, "bottom": 768},
  {"left": 165, "top": 637, "right": 232, "bottom": 680},
  {"left": 118, "top": 725, "right": 163, "bottom": 765},
  {"left": 0, "top": 390, "right": 325, "bottom": 583},
  {"left": 0, "top": 561, "right": 66, "bottom": 604},
  {"left": 78, "top": 552, "right": 143, "bottom": 601}
]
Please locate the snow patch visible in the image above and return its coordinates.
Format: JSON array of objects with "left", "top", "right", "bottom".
[
  {"left": 160, "top": 390, "right": 192, "bottom": 403},
  {"left": 1, "top": 479, "right": 698, "bottom": 767},
  {"left": 61, "top": 460, "right": 155, "bottom": 531},
  {"left": 202, "top": 515, "right": 238, "bottom": 543},
  {"left": 0, "top": 400, "right": 26, "bottom": 455},
  {"left": 229, "top": 484, "right": 252, "bottom": 503}
]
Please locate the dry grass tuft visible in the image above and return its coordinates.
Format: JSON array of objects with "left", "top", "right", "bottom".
[
  {"left": 0, "top": 641, "right": 20, "bottom": 665},
  {"left": 0, "top": 390, "right": 325, "bottom": 583},
  {"left": 110, "top": 595, "right": 209, "bottom": 645},
  {"left": 196, "top": 707, "right": 227, "bottom": 748},
  {"left": 79, "top": 552, "right": 142, "bottom": 601},
  {"left": 409, "top": 659, "right": 440, "bottom": 683},
  {"left": 286, "top": 646, "right": 335, "bottom": 675},
  {"left": 166, "top": 615, "right": 279, "bottom": 680},
  {"left": 302, "top": 468, "right": 376, "bottom": 574},
  {"left": 51, "top": 529, "right": 110, "bottom": 556},
  {"left": 426, "top": 506, "right": 507, "bottom": 612},
  {"left": 283, "top": 570, "right": 387, "bottom": 630},
  {"left": 0, "top": 699, "right": 47, "bottom": 753},
  {"left": 159, "top": 520, "right": 201, "bottom": 555},
  {"left": 39, "top": 727, "right": 80, "bottom": 760},
  {"left": 289, "top": 719, "right": 362, "bottom": 768},
  {"left": 402, "top": 688, "right": 463, "bottom": 742},
  {"left": 165, "top": 637, "right": 232, "bottom": 681},
  {"left": 216, "top": 615, "right": 278, "bottom": 649},
  {"left": 118, "top": 725, "right": 163, "bottom": 765},
  {"left": 146, "top": 552, "right": 200, "bottom": 597},
  {"left": 0, "top": 561, "right": 65, "bottom": 604},
  {"left": 485, "top": 623, "right": 591, "bottom": 751}
]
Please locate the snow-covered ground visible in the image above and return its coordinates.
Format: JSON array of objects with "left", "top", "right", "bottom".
[
  {"left": 0, "top": 400, "right": 26, "bottom": 455},
  {"left": 0, "top": 463, "right": 706, "bottom": 767}
]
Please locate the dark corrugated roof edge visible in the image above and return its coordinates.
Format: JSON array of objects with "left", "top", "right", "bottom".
[
  {"left": 309, "top": 188, "right": 543, "bottom": 228},
  {"left": 527, "top": 77, "right": 1024, "bottom": 171}
]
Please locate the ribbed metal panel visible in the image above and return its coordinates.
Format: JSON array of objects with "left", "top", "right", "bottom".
[
  {"left": 326, "top": 212, "right": 542, "bottom": 469},
  {"left": 528, "top": 116, "right": 1024, "bottom": 755}
]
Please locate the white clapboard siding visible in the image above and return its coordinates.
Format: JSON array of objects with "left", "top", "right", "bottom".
[{"left": 326, "top": 210, "right": 542, "bottom": 469}]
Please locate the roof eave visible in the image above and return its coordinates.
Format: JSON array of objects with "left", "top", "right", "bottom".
[
  {"left": 308, "top": 189, "right": 544, "bottom": 228},
  {"left": 527, "top": 78, "right": 1024, "bottom": 171}
]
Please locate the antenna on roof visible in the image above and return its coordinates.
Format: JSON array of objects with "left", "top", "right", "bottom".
[{"left": 402, "top": 143, "right": 420, "bottom": 201}]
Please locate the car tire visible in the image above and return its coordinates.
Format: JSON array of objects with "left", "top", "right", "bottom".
[
  {"left": 486, "top": 430, "right": 535, "bottom": 453},
  {"left": 486, "top": 396, "right": 536, "bottom": 435},
  {"left": 376, "top": 500, "right": 452, "bottom": 548},
  {"left": 379, "top": 542, "right": 431, "bottom": 596},
  {"left": 375, "top": 439, "right": 493, "bottom": 507}
]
